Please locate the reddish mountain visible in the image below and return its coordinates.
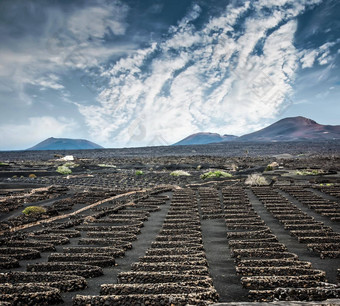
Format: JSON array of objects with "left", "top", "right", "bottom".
[{"left": 238, "top": 116, "right": 340, "bottom": 142}]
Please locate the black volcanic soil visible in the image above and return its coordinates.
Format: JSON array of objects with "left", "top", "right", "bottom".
[
  {"left": 1, "top": 140, "right": 340, "bottom": 161},
  {"left": 0, "top": 141, "right": 339, "bottom": 305}
]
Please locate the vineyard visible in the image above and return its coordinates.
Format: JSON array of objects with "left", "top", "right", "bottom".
[{"left": 0, "top": 147, "right": 339, "bottom": 304}]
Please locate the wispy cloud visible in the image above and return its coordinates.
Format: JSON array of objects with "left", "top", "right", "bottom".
[
  {"left": 78, "top": 0, "right": 325, "bottom": 147},
  {"left": 299, "top": 40, "right": 339, "bottom": 68},
  {"left": 0, "top": 116, "right": 77, "bottom": 150},
  {"left": 1, "top": 0, "right": 336, "bottom": 149},
  {"left": 0, "top": 0, "right": 131, "bottom": 104},
  {"left": 67, "top": 2, "right": 129, "bottom": 40}
]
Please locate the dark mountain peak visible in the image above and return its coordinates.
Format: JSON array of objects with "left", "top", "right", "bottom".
[{"left": 27, "top": 137, "right": 103, "bottom": 151}]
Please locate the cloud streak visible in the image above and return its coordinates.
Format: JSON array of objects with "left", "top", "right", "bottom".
[
  {"left": 1, "top": 0, "right": 338, "bottom": 149},
  {"left": 78, "top": 0, "right": 325, "bottom": 147},
  {"left": 0, "top": 0, "right": 131, "bottom": 104},
  {"left": 300, "top": 40, "right": 339, "bottom": 68}
]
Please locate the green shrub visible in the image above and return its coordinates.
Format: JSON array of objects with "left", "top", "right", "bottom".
[
  {"left": 22, "top": 206, "right": 46, "bottom": 216},
  {"left": 265, "top": 162, "right": 279, "bottom": 172},
  {"left": 0, "top": 162, "right": 9, "bottom": 166},
  {"left": 170, "top": 170, "right": 191, "bottom": 176},
  {"left": 56, "top": 165, "right": 72, "bottom": 175},
  {"left": 201, "top": 171, "right": 232, "bottom": 180},
  {"left": 296, "top": 169, "right": 322, "bottom": 176},
  {"left": 245, "top": 173, "right": 269, "bottom": 186},
  {"left": 63, "top": 162, "right": 78, "bottom": 168},
  {"left": 135, "top": 170, "right": 143, "bottom": 175}
]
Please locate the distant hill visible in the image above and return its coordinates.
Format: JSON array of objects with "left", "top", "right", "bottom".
[
  {"left": 238, "top": 116, "right": 340, "bottom": 142},
  {"left": 27, "top": 137, "right": 103, "bottom": 150},
  {"left": 172, "top": 117, "right": 340, "bottom": 146},
  {"left": 173, "top": 132, "right": 238, "bottom": 146}
]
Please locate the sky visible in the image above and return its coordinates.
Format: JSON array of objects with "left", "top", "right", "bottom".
[{"left": 0, "top": 0, "right": 339, "bottom": 150}]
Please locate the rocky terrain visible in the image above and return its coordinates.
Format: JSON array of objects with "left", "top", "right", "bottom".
[{"left": 0, "top": 141, "right": 339, "bottom": 305}]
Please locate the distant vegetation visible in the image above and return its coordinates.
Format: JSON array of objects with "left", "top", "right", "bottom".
[
  {"left": 28, "top": 174, "right": 37, "bottom": 178},
  {"left": 264, "top": 161, "right": 279, "bottom": 172},
  {"left": 57, "top": 165, "right": 72, "bottom": 175},
  {"left": 201, "top": 171, "right": 232, "bottom": 179},
  {"left": 56, "top": 162, "right": 79, "bottom": 175},
  {"left": 22, "top": 206, "right": 46, "bottom": 216},
  {"left": 0, "top": 162, "right": 9, "bottom": 166},
  {"left": 64, "top": 162, "right": 79, "bottom": 168},
  {"left": 296, "top": 169, "right": 323, "bottom": 176},
  {"left": 245, "top": 173, "right": 269, "bottom": 186},
  {"left": 135, "top": 170, "right": 144, "bottom": 175},
  {"left": 264, "top": 165, "right": 273, "bottom": 172},
  {"left": 170, "top": 170, "right": 191, "bottom": 176}
]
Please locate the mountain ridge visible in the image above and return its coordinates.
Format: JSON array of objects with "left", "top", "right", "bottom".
[
  {"left": 173, "top": 116, "right": 340, "bottom": 146},
  {"left": 239, "top": 116, "right": 340, "bottom": 142}
]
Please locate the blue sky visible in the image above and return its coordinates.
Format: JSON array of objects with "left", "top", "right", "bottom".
[{"left": 0, "top": 0, "right": 339, "bottom": 150}]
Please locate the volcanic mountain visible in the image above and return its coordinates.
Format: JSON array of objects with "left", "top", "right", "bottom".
[
  {"left": 173, "top": 132, "right": 238, "bottom": 146},
  {"left": 173, "top": 117, "right": 340, "bottom": 145},
  {"left": 238, "top": 116, "right": 340, "bottom": 142},
  {"left": 27, "top": 137, "right": 103, "bottom": 150}
]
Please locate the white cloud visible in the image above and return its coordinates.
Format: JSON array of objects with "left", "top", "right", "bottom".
[
  {"left": 79, "top": 0, "right": 319, "bottom": 147},
  {"left": 317, "top": 42, "right": 336, "bottom": 65},
  {"left": 0, "top": 0, "right": 131, "bottom": 104},
  {"left": 68, "top": 2, "right": 128, "bottom": 40},
  {"left": 299, "top": 40, "right": 338, "bottom": 68},
  {"left": 300, "top": 50, "right": 318, "bottom": 68},
  {"left": 30, "top": 74, "right": 64, "bottom": 91},
  {"left": 0, "top": 117, "right": 77, "bottom": 150},
  {"left": 1, "top": 0, "right": 333, "bottom": 148}
]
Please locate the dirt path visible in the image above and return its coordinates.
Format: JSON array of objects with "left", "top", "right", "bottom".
[
  {"left": 198, "top": 188, "right": 249, "bottom": 302},
  {"left": 200, "top": 218, "right": 249, "bottom": 302}
]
